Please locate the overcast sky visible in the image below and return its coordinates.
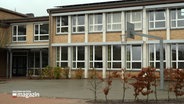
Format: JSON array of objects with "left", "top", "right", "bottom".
[{"left": 0, "top": 0, "right": 118, "bottom": 16}]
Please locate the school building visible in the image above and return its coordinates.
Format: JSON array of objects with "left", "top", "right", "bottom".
[{"left": 0, "top": 0, "right": 184, "bottom": 78}]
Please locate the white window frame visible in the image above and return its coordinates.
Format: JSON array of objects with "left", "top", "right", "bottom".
[
  {"left": 107, "top": 45, "right": 121, "bottom": 70},
  {"left": 149, "top": 44, "right": 166, "bottom": 69},
  {"left": 12, "top": 25, "right": 26, "bottom": 42},
  {"left": 149, "top": 10, "right": 166, "bottom": 30},
  {"left": 90, "top": 46, "right": 103, "bottom": 69},
  {"left": 72, "top": 15, "right": 85, "bottom": 33},
  {"left": 126, "top": 45, "right": 142, "bottom": 70},
  {"left": 107, "top": 12, "right": 121, "bottom": 31},
  {"left": 34, "top": 23, "right": 49, "bottom": 42},
  {"left": 170, "top": 8, "right": 184, "bottom": 28},
  {"left": 126, "top": 11, "right": 142, "bottom": 30},
  {"left": 171, "top": 44, "right": 184, "bottom": 68},
  {"left": 72, "top": 46, "right": 85, "bottom": 69},
  {"left": 89, "top": 14, "right": 103, "bottom": 32},
  {"left": 56, "top": 47, "right": 68, "bottom": 67},
  {"left": 56, "top": 16, "right": 68, "bottom": 34}
]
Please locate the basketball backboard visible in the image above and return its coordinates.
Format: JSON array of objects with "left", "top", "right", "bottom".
[{"left": 127, "top": 22, "right": 135, "bottom": 39}]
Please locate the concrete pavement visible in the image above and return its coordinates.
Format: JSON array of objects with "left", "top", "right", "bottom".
[{"left": 0, "top": 79, "right": 182, "bottom": 101}]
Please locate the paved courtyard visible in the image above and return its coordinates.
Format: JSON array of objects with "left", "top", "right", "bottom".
[{"left": 0, "top": 79, "right": 183, "bottom": 104}]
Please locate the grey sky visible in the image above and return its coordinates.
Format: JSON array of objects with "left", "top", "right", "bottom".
[{"left": 0, "top": 0, "right": 118, "bottom": 16}]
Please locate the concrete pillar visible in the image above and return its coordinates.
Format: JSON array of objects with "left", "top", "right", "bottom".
[
  {"left": 102, "top": 46, "right": 107, "bottom": 78},
  {"left": 166, "top": 8, "right": 171, "bottom": 68},
  {"left": 84, "top": 14, "right": 89, "bottom": 78},
  {"left": 142, "top": 7, "right": 148, "bottom": 67},
  {"left": 85, "top": 46, "right": 89, "bottom": 78},
  {"left": 68, "top": 47, "right": 72, "bottom": 78},
  {"left": 102, "top": 13, "right": 106, "bottom": 78},
  {"left": 121, "top": 11, "right": 126, "bottom": 69}
]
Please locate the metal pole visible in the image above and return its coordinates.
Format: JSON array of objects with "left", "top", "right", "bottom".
[{"left": 159, "top": 39, "right": 164, "bottom": 89}]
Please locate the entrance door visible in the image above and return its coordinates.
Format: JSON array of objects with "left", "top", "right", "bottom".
[{"left": 12, "top": 56, "right": 27, "bottom": 76}]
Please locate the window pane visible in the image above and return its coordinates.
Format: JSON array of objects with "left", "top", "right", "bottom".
[
  {"left": 18, "top": 37, "right": 26, "bottom": 41},
  {"left": 78, "top": 46, "right": 85, "bottom": 60},
  {"left": 95, "top": 46, "right": 102, "bottom": 60},
  {"left": 61, "top": 62, "right": 68, "bottom": 67},
  {"left": 132, "top": 45, "right": 141, "bottom": 60},
  {"left": 40, "top": 24, "right": 49, "bottom": 34},
  {"left": 171, "top": 44, "right": 176, "bottom": 61},
  {"left": 61, "top": 16, "right": 68, "bottom": 26},
  {"left": 77, "top": 62, "right": 85, "bottom": 68},
  {"left": 132, "top": 11, "right": 141, "bottom": 21},
  {"left": 61, "top": 27, "right": 68, "bottom": 32},
  {"left": 34, "top": 36, "right": 38, "bottom": 40},
  {"left": 73, "top": 47, "right": 76, "bottom": 60},
  {"left": 172, "top": 62, "right": 176, "bottom": 68},
  {"left": 178, "top": 45, "right": 184, "bottom": 60},
  {"left": 72, "top": 16, "right": 76, "bottom": 25},
  {"left": 90, "top": 46, "right": 93, "bottom": 61},
  {"left": 13, "top": 26, "right": 17, "bottom": 35},
  {"left": 149, "top": 22, "right": 154, "bottom": 28},
  {"left": 35, "top": 52, "right": 40, "bottom": 67},
  {"left": 89, "top": 15, "right": 93, "bottom": 24},
  {"left": 112, "top": 24, "right": 121, "bottom": 30},
  {"left": 171, "top": 21, "right": 176, "bottom": 27},
  {"left": 78, "top": 15, "right": 85, "bottom": 25},
  {"left": 178, "top": 62, "right": 184, "bottom": 68},
  {"left": 18, "top": 25, "right": 26, "bottom": 35},
  {"left": 155, "top": 22, "right": 165, "bottom": 28},
  {"left": 35, "top": 25, "right": 39, "bottom": 34},
  {"left": 107, "top": 13, "right": 111, "bottom": 23},
  {"left": 132, "top": 62, "right": 141, "bottom": 69},
  {"left": 95, "top": 62, "right": 102, "bottom": 68},
  {"left": 40, "top": 36, "right": 49, "bottom": 40},
  {"left": 42, "top": 50, "right": 48, "bottom": 67},
  {"left": 113, "top": 12, "right": 121, "bottom": 23},
  {"left": 149, "top": 12, "right": 154, "bottom": 21},
  {"left": 155, "top": 11, "right": 165, "bottom": 20},
  {"left": 78, "top": 26, "right": 85, "bottom": 32},
  {"left": 170, "top": 10, "right": 176, "bottom": 19},
  {"left": 178, "top": 9, "right": 184, "bottom": 19},
  {"left": 149, "top": 45, "right": 154, "bottom": 61},
  {"left": 113, "top": 45, "right": 121, "bottom": 60},
  {"left": 96, "top": 14, "right": 102, "bottom": 24},
  {"left": 61, "top": 47, "right": 68, "bottom": 60},
  {"left": 126, "top": 46, "right": 131, "bottom": 61},
  {"left": 177, "top": 20, "right": 184, "bottom": 27},
  {"left": 13, "top": 37, "right": 16, "bottom": 41},
  {"left": 113, "top": 62, "right": 121, "bottom": 68}
]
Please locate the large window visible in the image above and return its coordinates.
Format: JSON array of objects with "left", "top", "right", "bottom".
[
  {"left": 28, "top": 50, "right": 48, "bottom": 68},
  {"left": 108, "top": 45, "right": 121, "bottom": 69},
  {"left": 107, "top": 12, "right": 121, "bottom": 31},
  {"left": 73, "top": 46, "right": 85, "bottom": 68},
  {"left": 12, "top": 25, "right": 26, "bottom": 42},
  {"left": 89, "top": 14, "right": 103, "bottom": 32},
  {"left": 171, "top": 44, "right": 184, "bottom": 68},
  {"left": 170, "top": 8, "right": 184, "bottom": 28},
  {"left": 72, "top": 15, "right": 85, "bottom": 33},
  {"left": 90, "top": 46, "right": 102, "bottom": 68},
  {"left": 56, "top": 47, "right": 68, "bottom": 67},
  {"left": 149, "top": 10, "right": 166, "bottom": 29},
  {"left": 126, "top": 11, "right": 142, "bottom": 30},
  {"left": 34, "top": 23, "right": 49, "bottom": 41},
  {"left": 126, "top": 45, "right": 142, "bottom": 69},
  {"left": 56, "top": 16, "right": 68, "bottom": 34},
  {"left": 149, "top": 44, "right": 166, "bottom": 68}
]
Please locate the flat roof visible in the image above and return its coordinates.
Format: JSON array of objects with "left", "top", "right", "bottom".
[{"left": 47, "top": 0, "right": 184, "bottom": 14}]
